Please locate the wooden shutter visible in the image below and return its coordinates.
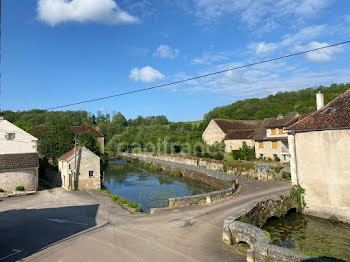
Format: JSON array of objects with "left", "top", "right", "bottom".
[{"left": 272, "top": 141, "right": 278, "bottom": 148}]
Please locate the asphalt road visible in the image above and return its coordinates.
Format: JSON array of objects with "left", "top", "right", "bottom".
[{"left": 0, "top": 179, "right": 291, "bottom": 262}]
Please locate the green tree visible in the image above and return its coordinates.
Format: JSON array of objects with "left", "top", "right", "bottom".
[{"left": 78, "top": 132, "right": 100, "bottom": 155}]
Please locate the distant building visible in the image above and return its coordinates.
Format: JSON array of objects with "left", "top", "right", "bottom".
[
  {"left": 58, "top": 146, "right": 101, "bottom": 190},
  {"left": 32, "top": 123, "right": 105, "bottom": 153},
  {"left": 252, "top": 114, "right": 305, "bottom": 162},
  {"left": 0, "top": 115, "right": 39, "bottom": 192},
  {"left": 287, "top": 90, "right": 350, "bottom": 222},
  {"left": 202, "top": 119, "right": 262, "bottom": 152}
]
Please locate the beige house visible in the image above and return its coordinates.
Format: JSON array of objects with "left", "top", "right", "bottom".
[
  {"left": 287, "top": 90, "right": 350, "bottom": 222},
  {"left": 58, "top": 146, "right": 101, "bottom": 190},
  {"left": 252, "top": 114, "right": 305, "bottom": 162},
  {"left": 0, "top": 115, "right": 39, "bottom": 192},
  {"left": 202, "top": 119, "right": 262, "bottom": 152}
]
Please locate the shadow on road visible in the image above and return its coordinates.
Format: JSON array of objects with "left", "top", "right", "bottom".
[{"left": 0, "top": 204, "right": 99, "bottom": 261}]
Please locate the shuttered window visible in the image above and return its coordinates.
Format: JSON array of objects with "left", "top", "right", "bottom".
[
  {"left": 272, "top": 141, "right": 278, "bottom": 148},
  {"left": 258, "top": 142, "right": 264, "bottom": 148},
  {"left": 271, "top": 129, "right": 276, "bottom": 135},
  {"left": 278, "top": 128, "right": 284, "bottom": 134}
]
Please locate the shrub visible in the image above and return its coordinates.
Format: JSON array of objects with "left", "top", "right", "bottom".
[
  {"left": 290, "top": 185, "right": 306, "bottom": 213},
  {"left": 329, "top": 215, "right": 340, "bottom": 223},
  {"left": 0, "top": 188, "right": 4, "bottom": 193},
  {"left": 16, "top": 186, "right": 25, "bottom": 191},
  {"left": 274, "top": 155, "right": 281, "bottom": 162},
  {"left": 271, "top": 166, "right": 284, "bottom": 173},
  {"left": 282, "top": 171, "right": 291, "bottom": 180}
]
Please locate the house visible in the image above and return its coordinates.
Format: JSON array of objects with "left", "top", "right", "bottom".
[
  {"left": 58, "top": 146, "right": 101, "bottom": 190},
  {"left": 252, "top": 114, "right": 306, "bottom": 162},
  {"left": 202, "top": 119, "right": 262, "bottom": 152},
  {"left": 287, "top": 90, "right": 350, "bottom": 222},
  {"left": 0, "top": 115, "right": 39, "bottom": 192},
  {"left": 32, "top": 122, "right": 104, "bottom": 153}
]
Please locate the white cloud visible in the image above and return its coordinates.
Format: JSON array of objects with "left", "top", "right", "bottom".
[
  {"left": 154, "top": 45, "right": 179, "bottom": 59},
  {"left": 294, "top": 41, "right": 344, "bottom": 62},
  {"left": 191, "top": 51, "right": 233, "bottom": 65},
  {"left": 250, "top": 25, "right": 326, "bottom": 55},
  {"left": 129, "top": 66, "right": 164, "bottom": 82},
  {"left": 192, "top": 0, "right": 329, "bottom": 31},
  {"left": 37, "top": 0, "right": 139, "bottom": 26}
]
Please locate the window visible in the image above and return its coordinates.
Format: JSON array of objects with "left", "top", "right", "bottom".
[
  {"left": 272, "top": 141, "right": 278, "bottom": 148},
  {"left": 6, "top": 133, "right": 15, "bottom": 140},
  {"left": 271, "top": 129, "right": 276, "bottom": 135},
  {"left": 278, "top": 128, "right": 284, "bottom": 134},
  {"left": 258, "top": 142, "right": 264, "bottom": 148},
  {"left": 89, "top": 171, "right": 94, "bottom": 177}
]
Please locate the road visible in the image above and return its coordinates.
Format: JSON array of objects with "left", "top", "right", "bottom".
[{"left": 0, "top": 179, "right": 291, "bottom": 262}]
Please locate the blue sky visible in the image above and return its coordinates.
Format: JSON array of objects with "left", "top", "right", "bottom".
[{"left": 2, "top": 0, "right": 350, "bottom": 121}]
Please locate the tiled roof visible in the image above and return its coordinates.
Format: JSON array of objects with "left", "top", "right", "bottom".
[
  {"left": 0, "top": 153, "right": 39, "bottom": 170},
  {"left": 225, "top": 129, "right": 256, "bottom": 140},
  {"left": 253, "top": 114, "right": 306, "bottom": 140},
  {"left": 213, "top": 119, "right": 262, "bottom": 134},
  {"left": 31, "top": 126, "right": 52, "bottom": 134},
  {"left": 58, "top": 146, "right": 82, "bottom": 161},
  {"left": 70, "top": 123, "right": 104, "bottom": 137},
  {"left": 288, "top": 89, "right": 350, "bottom": 131}
]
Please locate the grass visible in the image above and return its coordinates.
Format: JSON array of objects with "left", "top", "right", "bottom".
[
  {"left": 0, "top": 188, "right": 4, "bottom": 193},
  {"left": 291, "top": 249, "right": 345, "bottom": 261},
  {"left": 100, "top": 187, "right": 143, "bottom": 213},
  {"left": 15, "top": 186, "right": 25, "bottom": 191},
  {"left": 329, "top": 215, "right": 340, "bottom": 224},
  {"left": 235, "top": 242, "right": 250, "bottom": 254}
]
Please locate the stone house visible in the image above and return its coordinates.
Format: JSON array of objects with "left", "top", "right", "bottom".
[
  {"left": 287, "top": 90, "right": 350, "bottom": 222},
  {"left": 252, "top": 114, "right": 306, "bottom": 162},
  {"left": 0, "top": 115, "right": 39, "bottom": 192},
  {"left": 58, "top": 146, "right": 101, "bottom": 190},
  {"left": 202, "top": 119, "right": 262, "bottom": 152},
  {"left": 32, "top": 123, "right": 105, "bottom": 153}
]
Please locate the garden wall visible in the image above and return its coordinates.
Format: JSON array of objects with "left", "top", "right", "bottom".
[{"left": 129, "top": 152, "right": 290, "bottom": 181}]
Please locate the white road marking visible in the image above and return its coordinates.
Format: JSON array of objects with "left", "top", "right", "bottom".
[
  {"left": 0, "top": 249, "right": 21, "bottom": 261},
  {"left": 47, "top": 218, "right": 88, "bottom": 226}
]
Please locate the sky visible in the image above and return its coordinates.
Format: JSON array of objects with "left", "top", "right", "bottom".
[{"left": 2, "top": 0, "right": 350, "bottom": 121}]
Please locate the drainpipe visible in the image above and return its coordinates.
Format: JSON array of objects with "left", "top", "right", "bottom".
[{"left": 292, "top": 131, "right": 299, "bottom": 185}]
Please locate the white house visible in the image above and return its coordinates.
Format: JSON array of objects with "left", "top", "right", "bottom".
[
  {"left": 0, "top": 115, "right": 39, "bottom": 192},
  {"left": 287, "top": 90, "right": 350, "bottom": 222},
  {"left": 58, "top": 146, "right": 101, "bottom": 190}
]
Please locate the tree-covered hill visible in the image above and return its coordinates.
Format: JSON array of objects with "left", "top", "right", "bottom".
[{"left": 204, "top": 83, "right": 350, "bottom": 122}]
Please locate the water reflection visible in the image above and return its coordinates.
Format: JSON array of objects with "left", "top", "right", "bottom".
[
  {"left": 263, "top": 211, "right": 350, "bottom": 261},
  {"left": 104, "top": 160, "right": 216, "bottom": 212}
]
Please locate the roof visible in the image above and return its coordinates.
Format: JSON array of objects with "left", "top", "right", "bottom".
[
  {"left": 288, "top": 89, "right": 350, "bottom": 131},
  {"left": 70, "top": 123, "right": 104, "bottom": 137},
  {"left": 225, "top": 129, "right": 256, "bottom": 140},
  {"left": 213, "top": 119, "right": 262, "bottom": 134},
  {"left": 58, "top": 146, "right": 82, "bottom": 161},
  {"left": 31, "top": 126, "right": 52, "bottom": 134},
  {"left": 253, "top": 114, "right": 306, "bottom": 140},
  {"left": 0, "top": 153, "right": 39, "bottom": 170}
]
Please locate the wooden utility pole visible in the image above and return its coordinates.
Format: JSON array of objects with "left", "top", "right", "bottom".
[{"left": 73, "top": 134, "right": 77, "bottom": 190}]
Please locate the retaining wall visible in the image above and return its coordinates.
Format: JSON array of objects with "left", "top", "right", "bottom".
[
  {"left": 222, "top": 192, "right": 314, "bottom": 262},
  {"left": 127, "top": 152, "right": 290, "bottom": 181}
]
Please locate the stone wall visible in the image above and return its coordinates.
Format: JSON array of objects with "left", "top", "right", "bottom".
[
  {"left": 0, "top": 168, "right": 38, "bottom": 192},
  {"left": 129, "top": 152, "right": 290, "bottom": 181},
  {"left": 202, "top": 119, "right": 226, "bottom": 145},
  {"left": 224, "top": 139, "right": 255, "bottom": 152},
  {"left": 288, "top": 129, "right": 350, "bottom": 223},
  {"left": 222, "top": 192, "right": 311, "bottom": 262}
]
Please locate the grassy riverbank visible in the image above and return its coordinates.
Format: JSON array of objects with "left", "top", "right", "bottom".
[{"left": 100, "top": 188, "right": 143, "bottom": 213}]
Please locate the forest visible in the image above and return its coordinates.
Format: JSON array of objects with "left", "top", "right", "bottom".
[{"left": 2, "top": 83, "right": 349, "bottom": 162}]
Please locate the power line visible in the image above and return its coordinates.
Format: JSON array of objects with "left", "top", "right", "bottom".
[{"left": 46, "top": 40, "right": 350, "bottom": 110}]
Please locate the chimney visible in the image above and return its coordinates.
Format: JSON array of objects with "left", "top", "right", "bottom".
[
  {"left": 316, "top": 91, "right": 324, "bottom": 110},
  {"left": 277, "top": 114, "right": 283, "bottom": 120}
]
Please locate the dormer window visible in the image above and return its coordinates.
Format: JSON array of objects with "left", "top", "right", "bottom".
[{"left": 5, "top": 133, "right": 15, "bottom": 140}]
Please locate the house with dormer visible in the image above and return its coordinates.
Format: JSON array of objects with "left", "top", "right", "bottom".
[{"left": 252, "top": 114, "right": 306, "bottom": 162}]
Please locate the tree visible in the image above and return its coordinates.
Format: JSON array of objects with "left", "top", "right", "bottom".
[{"left": 78, "top": 132, "right": 100, "bottom": 156}]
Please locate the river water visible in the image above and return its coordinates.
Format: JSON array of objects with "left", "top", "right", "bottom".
[
  {"left": 103, "top": 160, "right": 217, "bottom": 212},
  {"left": 262, "top": 211, "right": 350, "bottom": 261}
]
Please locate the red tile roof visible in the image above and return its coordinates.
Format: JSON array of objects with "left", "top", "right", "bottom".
[
  {"left": 225, "top": 129, "right": 256, "bottom": 140},
  {"left": 0, "top": 153, "right": 39, "bottom": 170},
  {"left": 58, "top": 146, "right": 82, "bottom": 161},
  {"left": 213, "top": 119, "right": 262, "bottom": 134},
  {"left": 70, "top": 123, "right": 104, "bottom": 137},
  {"left": 288, "top": 89, "right": 350, "bottom": 131}
]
